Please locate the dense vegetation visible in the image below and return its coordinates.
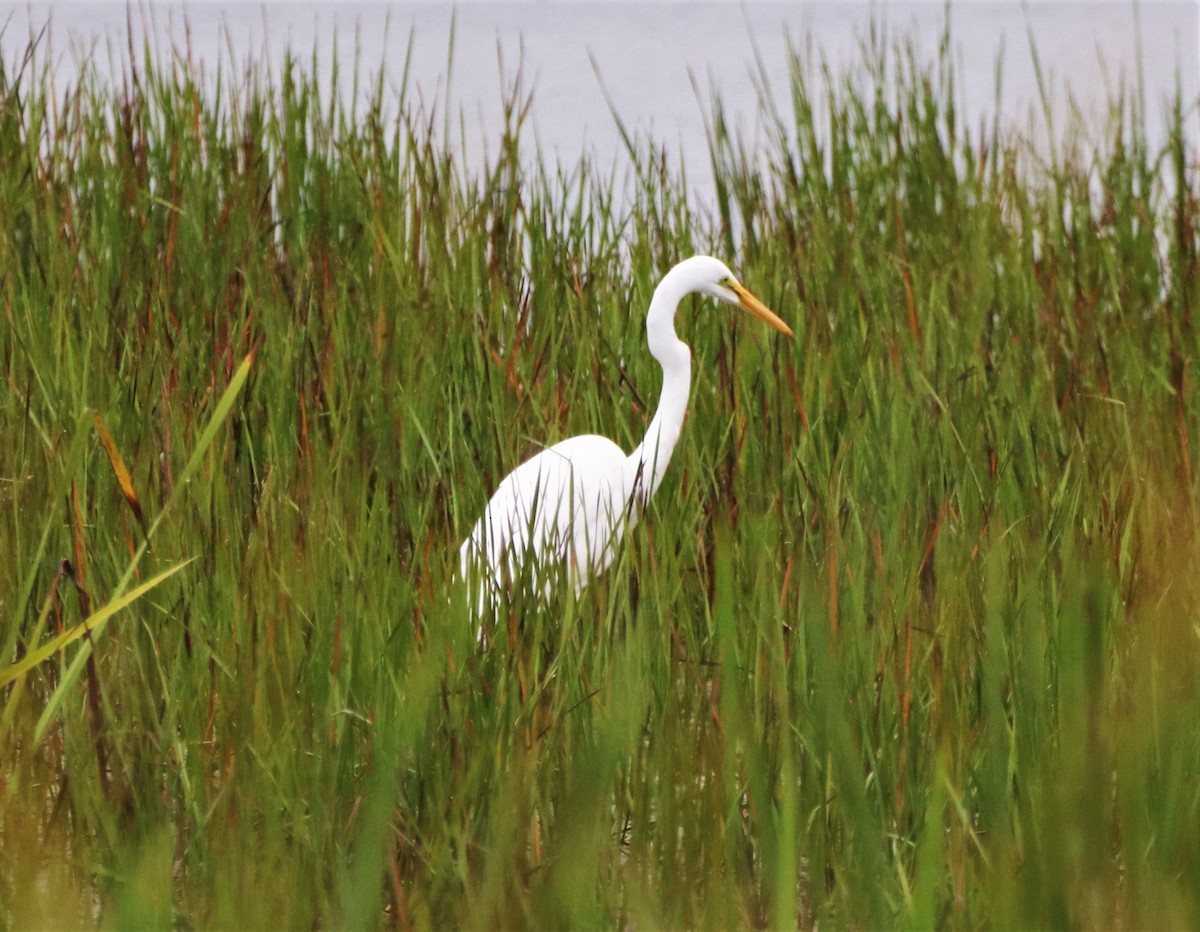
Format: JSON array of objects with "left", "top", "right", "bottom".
[{"left": 1, "top": 22, "right": 1198, "bottom": 929}]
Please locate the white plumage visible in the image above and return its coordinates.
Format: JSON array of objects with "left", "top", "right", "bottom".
[{"left": 460, "top": 255, "right": 792, "bottom": 614}]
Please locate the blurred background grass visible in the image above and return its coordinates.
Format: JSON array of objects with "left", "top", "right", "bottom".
[{"left": 1, "top": 19, "right": 1198, "bottom": 929}]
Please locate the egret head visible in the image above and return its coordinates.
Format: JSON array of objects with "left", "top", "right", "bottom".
[{"left": 680, "top": 256, "right": 794, "bottom": 337}]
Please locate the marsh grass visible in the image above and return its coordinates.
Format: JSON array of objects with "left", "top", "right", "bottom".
[{"left": 1, "top": 18, "right": 1199, "bottom": 929}]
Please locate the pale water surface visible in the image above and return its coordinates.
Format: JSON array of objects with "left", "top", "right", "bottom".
[{"left": 3, "top": 2, "right": 1197, "bottom": 205}]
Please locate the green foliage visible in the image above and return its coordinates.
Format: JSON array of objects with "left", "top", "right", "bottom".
[{"left": 1, "top": 24, "right": 1198, "bottom": 929}]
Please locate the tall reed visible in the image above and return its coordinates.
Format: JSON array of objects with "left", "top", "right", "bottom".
[{"left": 1, "top": 18, "right": 1197, "bottom": 928}]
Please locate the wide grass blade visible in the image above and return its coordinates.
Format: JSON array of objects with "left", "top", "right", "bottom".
[{"left": 0, "top": 559, "right": 194, "bottom": 689}]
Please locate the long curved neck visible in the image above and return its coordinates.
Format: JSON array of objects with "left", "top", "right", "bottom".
[{"left": 624, "top": 272, "right": 694, "bottom": 509}]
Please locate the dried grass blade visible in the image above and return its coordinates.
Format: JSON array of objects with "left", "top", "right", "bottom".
[{"left": 93, "top": 410, "right": 148, "bottom": 536}]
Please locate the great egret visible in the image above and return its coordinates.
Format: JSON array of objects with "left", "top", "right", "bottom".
[{"left": 460, "top": 255, "right": 792, "bottom": 614}]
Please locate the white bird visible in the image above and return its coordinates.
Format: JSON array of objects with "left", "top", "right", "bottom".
[{"left": 459, "top": 255, "right": 792, "bottom": 616}]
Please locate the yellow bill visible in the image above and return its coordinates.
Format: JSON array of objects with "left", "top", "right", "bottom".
[{"left": 730, "top": 281, "right": 793, "bottom": 337}]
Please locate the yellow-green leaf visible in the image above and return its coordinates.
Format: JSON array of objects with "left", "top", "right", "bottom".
[{"left": 0, "top": 559, "right": 194, "bottom": 689}]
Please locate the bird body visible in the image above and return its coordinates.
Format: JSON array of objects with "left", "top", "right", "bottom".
[
  {"left": 460, "top": 256, "right": 791, "bottom": 613},
  {"left": 459, "top": 433, "right": 631, "bottom": 604}
]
